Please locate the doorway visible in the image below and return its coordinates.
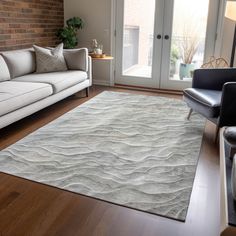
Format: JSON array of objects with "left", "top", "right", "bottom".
[{"left": 114, "top": 0, "right": 219, "bottom": 90}]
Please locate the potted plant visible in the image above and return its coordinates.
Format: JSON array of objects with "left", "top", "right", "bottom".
[
  {"left": 56, "top": 17, "right": 84, "bottom": 49},
  {"left": 170, "top": 44, "right": 179, "bottom": 77},
  {"left": 179, "top": 29, "right": 200, "bottom": 80}
]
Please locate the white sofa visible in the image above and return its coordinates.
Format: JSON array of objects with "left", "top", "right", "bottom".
[{"left": 0, "top": 48, "right": 92, "bottom": 129}]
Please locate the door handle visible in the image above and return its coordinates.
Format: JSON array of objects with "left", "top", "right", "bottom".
[
  {"left": 164, "top": 35, "right": 170, "bottom": 40},
  {"left": 157, "top": 34, "right": 162, "bottom": 39}
]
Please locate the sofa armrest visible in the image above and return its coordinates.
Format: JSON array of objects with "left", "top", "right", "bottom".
[
  {"left": 63, "top": 48, "right": 89, "bottom": 72},
  {"left": 192, "top": 68, "right": 236, "bottom": 90},
  {"left": 219, "top": 82, "right": 236, "bottom": 127},
  {"left": 88, "top": 56, "right": 92, "bottom": 86}
]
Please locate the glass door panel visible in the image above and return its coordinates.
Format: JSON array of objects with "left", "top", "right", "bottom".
[
  {"left": 122, "top": 0, "right": 155, "bottom": 78},
  {"left": 160, "top": 0, "right": 219, "bottom": 90},
  {"left": 115, "top": 0, "right": 164, "bottom": 88},
  {"left": 169, "top": 0, "right": 210, "bottom": 82}
]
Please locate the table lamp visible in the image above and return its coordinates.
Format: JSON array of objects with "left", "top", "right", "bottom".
[{"left": 225, "top": 1, "right": 236, "bottom": 67}]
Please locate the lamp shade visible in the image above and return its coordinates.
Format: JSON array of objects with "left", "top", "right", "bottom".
[{"left": 225, "top": 1, "right": 236, "bottom": 21}]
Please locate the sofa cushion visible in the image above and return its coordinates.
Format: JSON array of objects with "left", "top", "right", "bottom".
[
  {"left": 34, "top": 44, "right": 68, "bottom": 73},
  {"left": 0, "top": 81, "right": 53, "bottom": 117},
  {"left": 64, "top": 48, "right": 88, "bottom": 71},
  {"left": 13, "top": 71, "right": 87, "bottom": 94},
  {"left": 0, "top": 55, "right": 10, "bottom": 82},
  {"left": 1, "top": 49, "right": 36, "bottom": 78},
  {"left": 183, "top": 88, "right": 222, "bottom": 118}
]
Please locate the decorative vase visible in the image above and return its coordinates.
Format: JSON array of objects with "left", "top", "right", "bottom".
[
  {"left": 91, "top": 39, "right": 98, "bottom": 53},
  {"left": 232, "top": 155, "right": 236, "bottom": 200},
  {"left": 179, "top": 63, "right": 195, "bottom": 80}
]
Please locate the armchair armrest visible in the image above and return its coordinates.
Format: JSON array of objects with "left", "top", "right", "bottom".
[
  {"left": 219, "top": 82, "right": 236, "bottom": 127},
  {"left": 192, "top": 68, "right": 236, "bottom": 90},
  {"left": 63, "top": 48, "right": 89, "bottom": 72}
]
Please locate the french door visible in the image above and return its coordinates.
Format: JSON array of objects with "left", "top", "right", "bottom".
[{"left": 115, "top": 0, "right": 219, "bottom": 90}]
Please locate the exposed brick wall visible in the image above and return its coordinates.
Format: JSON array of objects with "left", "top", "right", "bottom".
[{"left": 0, "top": 0, "right": 64, "bottom": 51}]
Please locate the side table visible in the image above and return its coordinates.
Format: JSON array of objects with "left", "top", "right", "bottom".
[
  {"left": 91, "top": 56, "right": 114, "bottom": 61},
  {"left": 90, "top": 55, "right": 114, "bottom": 86}
]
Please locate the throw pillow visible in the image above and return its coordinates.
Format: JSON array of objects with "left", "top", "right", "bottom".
[
  {"left": 63, "top": 48, "right": 88, "bottom": 71},
  {"left": 33, "top": 43, "right": 68, "bottom": 73}
]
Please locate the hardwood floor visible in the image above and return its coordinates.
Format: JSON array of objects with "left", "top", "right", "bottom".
[{"left": 0, "top": 86, "right": 220, "bottom": 236}]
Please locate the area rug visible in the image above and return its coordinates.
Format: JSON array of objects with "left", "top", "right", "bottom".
[{"left": 0, "top": 91, "right": 205, "bottom": 221}]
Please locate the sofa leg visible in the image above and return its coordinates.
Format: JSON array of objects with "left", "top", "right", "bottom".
[
  {"left": 86, "top": 87, "right": 89, "bottom": 97},
  {"left": 187, "top": 108, "right": 193, "bottom": 120},
  {"left": 215, "top": 125, "right": 220, "bottom": 143}
]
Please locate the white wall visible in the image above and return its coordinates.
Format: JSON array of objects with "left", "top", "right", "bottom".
[{"left": 64, "top": 0, "right": 113, "bottom": 85}]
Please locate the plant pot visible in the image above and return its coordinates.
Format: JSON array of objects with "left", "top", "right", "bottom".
[{"left": 179, "top": 63, "right": 195, "bottom": 80}]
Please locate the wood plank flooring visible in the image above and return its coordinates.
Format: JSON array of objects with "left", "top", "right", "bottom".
[{"left": 0, "top": 86, "right": 220, "bottom": 236}]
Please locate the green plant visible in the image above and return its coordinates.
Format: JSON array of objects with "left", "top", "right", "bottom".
[
  {"left": 56, "top": 17, "right": 84, "bottom": 49},
  {"left": 170, "top": 44, "right": 179, "bottom": 63}
]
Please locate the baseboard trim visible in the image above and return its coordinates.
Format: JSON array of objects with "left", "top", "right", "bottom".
[
  {"left": 93, "top": 80, "right": 111, "bottom": 86},
  {"left": 114, "top": 84, "right": 183, "bottom": 95}
]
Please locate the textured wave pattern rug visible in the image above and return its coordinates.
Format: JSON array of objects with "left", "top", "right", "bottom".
[{"left": 0, "top": 91, "right": 205, "bottom": 221}]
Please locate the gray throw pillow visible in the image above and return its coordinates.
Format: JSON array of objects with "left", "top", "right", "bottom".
[
  {"left": 63, "top": 48, "right": 88, "bottom": 71},
  {"left": 33, "top": 43, "right": 68, "bottom": 73}
]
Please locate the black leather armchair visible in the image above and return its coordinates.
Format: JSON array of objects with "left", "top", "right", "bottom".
[{"left": 183, "top": 68, "right": 236, "bottom": 140}]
